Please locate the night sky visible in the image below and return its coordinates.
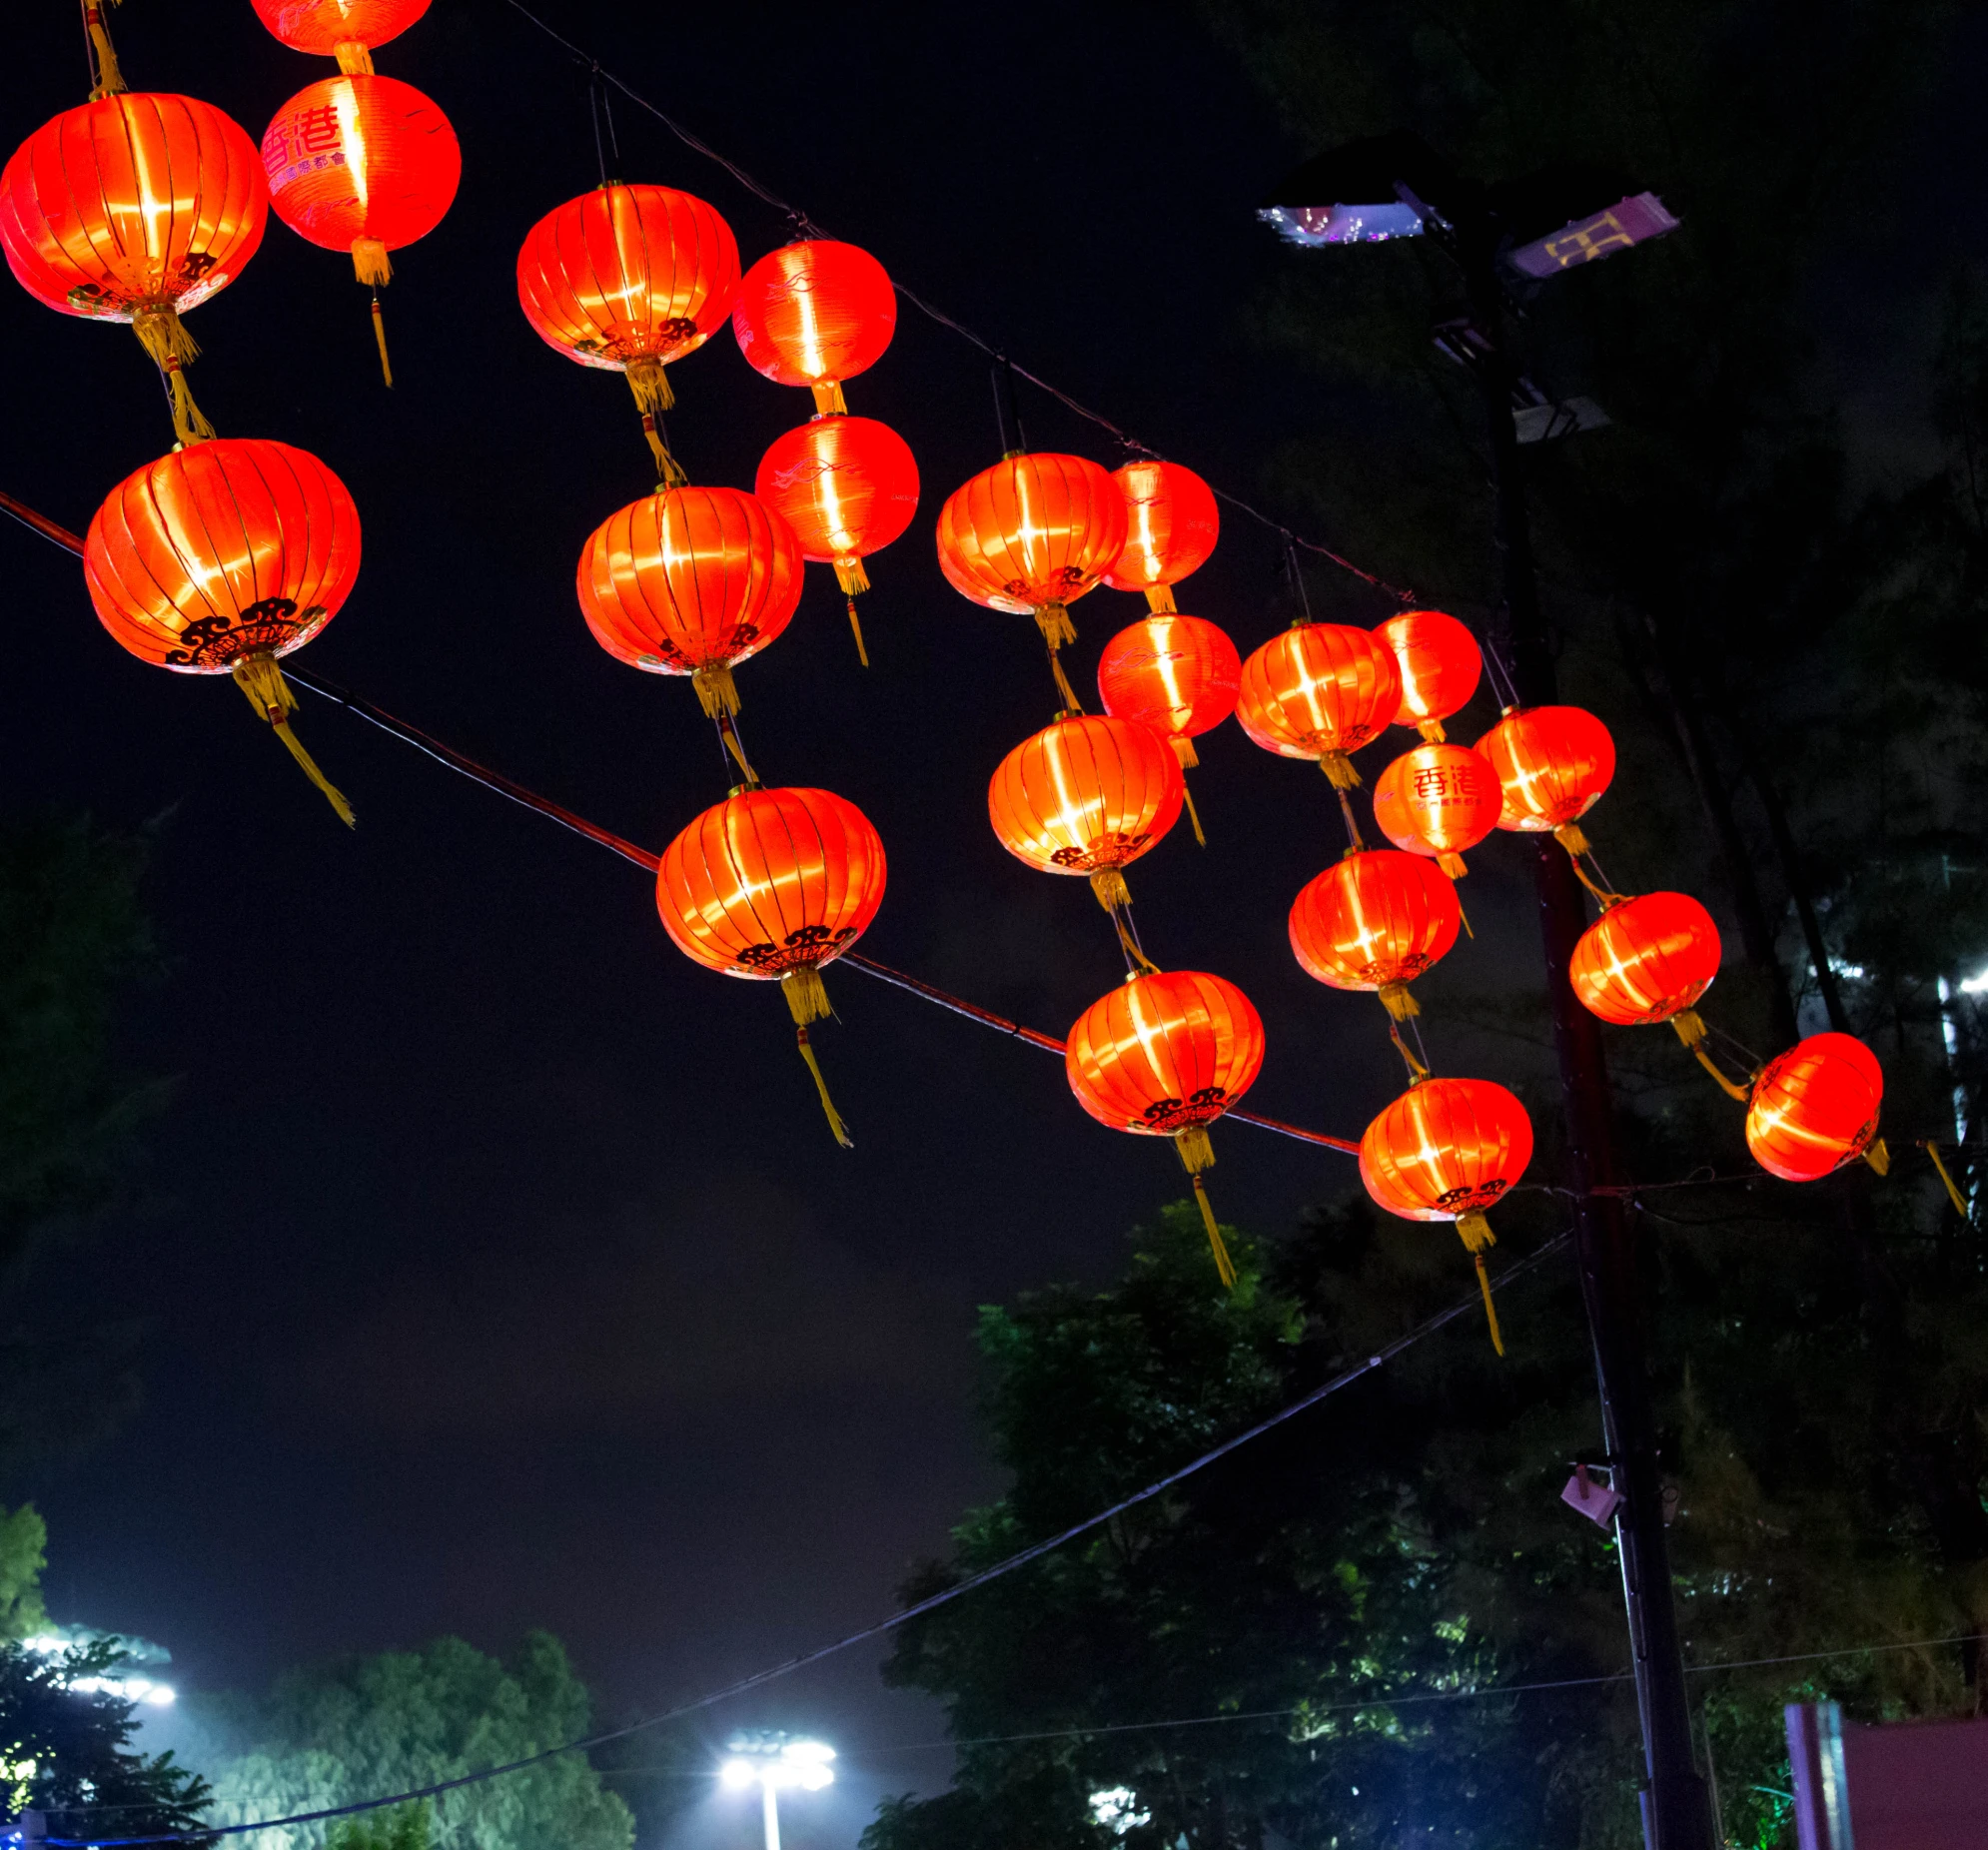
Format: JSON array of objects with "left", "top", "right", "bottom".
[{"left": 3, "top": 4, "right": 1983, "bottom": 1847}]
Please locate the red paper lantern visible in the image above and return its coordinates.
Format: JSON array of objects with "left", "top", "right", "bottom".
[
  {"left": 1570, "top": 892, "right": 1722, "bottom": 1030},
  {"left": 1475, "top": 705, "right": 1615, "bottom": 850},
  {"left": 1289, "top": 850, "right": 1461, "bottom": 1019},
  {"left": 1375, "top": 608, "right": 1482, "bottom": 741},
  {"left": 1235, "top": 623, "right": 1402, "bottom": 788},
  {"left": 1096, "top": 613, "right": 1241, "bottom": 771},
  {"left": 1065, "top": 967, "right": 1265, "bottom": 1286},
  {"left": 731, "top": 240, "right": 896, "bottom": 412},
  {"left": 250, "top": 0, "right": 430, "bottom": 68},
  {"left": 82, "top": 438, "right": 360, "bottom": 823},
  {"left": 1103, "top": 460, "right": 1220, "bottom": 607},
  {"left": 1745, "top": 1032, "right": 1886, "bottom": 1183},
  {"left": 576, "top": 485, "right": 802, "bottom": 718},
  {"left": 1371, "top": 742, "right": 1502, "bottom": 877}
]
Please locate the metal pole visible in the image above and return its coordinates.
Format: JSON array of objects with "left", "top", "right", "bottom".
[
  {"left": 761, "top": 1781, "right": 781, "bottom": 1850},
  {"left": 1462, "top": 234, "right": 1715, "bottom": 1850}
]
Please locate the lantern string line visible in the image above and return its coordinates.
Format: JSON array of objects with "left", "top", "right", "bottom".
[{"left": 496, "top": 0, "right": 1418, "bottom": 606}]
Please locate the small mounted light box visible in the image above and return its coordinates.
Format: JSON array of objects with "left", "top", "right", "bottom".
[
  {"left": 1508, "top": 193, "right": 1680, "bottom": 278},
  {"left": 1561, "top": 1463, "right": 1624, "bottom": 1529}
]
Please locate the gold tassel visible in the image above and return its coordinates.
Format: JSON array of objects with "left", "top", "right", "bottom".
[
  {"left": 1378, "top": 981, "right": 1419, "bottom": 1022},
  {"left": 1089, "top": 867, "right": 1132, "bottom": 912},
  {"left": 715, "top": 712, "right": 759, "bottom": 787},
  {"left": 1437, "top": 851, "right": 1468, "bottom": 878},
  {"left": 1691, "top": 1043, "right": 1753, "bottom": 1104},
  {"left": 1389, "top": 1019, "right": 1432, "bottom": 1083},
  {"left": 1319, "top": 750, "right": 1363, "bottom": 790},
  {"left": 1670, "top": 1009, "right": 1708, "bottom": 1049},
  {"left": 1191, "top": 1174, "right": 1237, "bottom": 1291},
  {"left": 639, "top": 415, "right": 687, "bottom": 485},
  {"left": 231, "top": 654, "right": 355, "bottom": 826},
  {"left": 782, "top": 966, "right": 831, "bottom": 1026},
  {"left": 1455, "top": 1210, "right": 1495, "bottom": 1254},
  {"left": 1457, "top": 897, "right": 1475, "bottom": 940},
  {"left": 1473, "top": 1252, "right": 1506, "bottom": 1357},
  {"left": 370, "top": 293, "right": 394, "bottom": 389},
  {"left": 1170, "top": 734, "right": 1199, "bottom": 771},
  {"left": 810, "top": 381, "right": 848, "bottom": 416},
  {"left": 1181, "top": 778, "right": 1207, "bottom": 848},
  {"left": 1034, "top": 601, "right": 1077, "bottom": 649},
  {"left": 1174, "top": 1125, "right": 1215, "bottom": 1174},
  {"left": 794, "top": 1025, "right": 854, "bottom": 1149},
  {"left": 131, "top": 310, "right": 215, "bottom": 447},
  {"left": 1144, "top": 584, "right": 1178, "bottom": 614},
  {"left": 160, "top": 357, "right": 215, "bottom": 447},
  {"left": 692, "top": 662, "right": 741, "bottom": 718},
  {"left": 1924, "top": 1141, "right": 1971, "bottom": 1219},
  {"left": 1567, "top": 851, "right": 1631, "bottom": 909},
  {"left": 1863, "top": 1136, "right": 1890, "bottom": 1177},
  {"left": 833, "top": 557, "right": 871, "bottom": 596},
  {"left": 1553, "top": 821, "right": 1592, "bottom": 857},
  {"left": 352, "top": 237, "right": 393, "bottom": 288},
  {"left": 844, "top": 597, "right": 870, "bottom": 667},
  {"left": 85, "top": 1, "right": 125, "bottom": 98},
  {"left": 1418, "top": 717, "right": 1449, "bottom": 743},
  {"left": 334, "top": 39, "right": 375, "bottom": 74},
  {"left": 1049, "top": 647, "right": 1083, "bottom": 715}
]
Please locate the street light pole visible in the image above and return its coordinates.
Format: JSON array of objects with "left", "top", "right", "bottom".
[{"left": 760, "top": 1781, "right": 781, "bottom": 1850}]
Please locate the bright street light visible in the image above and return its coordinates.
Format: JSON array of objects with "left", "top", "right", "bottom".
[{"left": 719, "top": 1734, "right": 835, "bottom": 1850}]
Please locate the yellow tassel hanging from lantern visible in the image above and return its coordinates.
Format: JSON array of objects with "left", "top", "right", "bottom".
[
  {"left": 131, "top": 308, "right": 215, "bottom": 448},
  {"left": 833, "top": 558, "right": 871, "bottom": 597},
  {"left": 794, "top": 1024, "right": 854, "bottom": 1149},
  {"left": 230, "top": 653, "right": 356, "bottom": 826},
  {"left": 1144, "top": 585, "right": 1178, "bottom": 614},
  {"left": 1924, "top": 1141, "right": 1971, "bottom": 1219},
  {"left": 1418, "top": 717, "right": 1449, "bottom": 743},
  {"left": 810, "top": 381, "right": 849, "bottom": 416},
  {"left": 692, "top": 662, "right": 741, "bottom": 719},
  {"left": 1437, "top": 851, "right": 1468, "bottom": 878},
  {"left": 1319, "top": 750, "right": 1362, "bottom": 791},
  {"left": 1048, "top": 648, "right": 1083, "bottom": 714},
  {"left": 1553, "top": 821, "right": 1592, "bottom": 857},
  {"left": 1089, "top": 868, "right": 1132, "bottom": 912},
  {"left": 85, "top": 0, "right": 125, "bottom": 99},
  {"left": 1453, "top": 1213, "right": 1504, "bottom": 1357},
  {"left": 1170, "top": 734, "right": 1199, "bottom": 771},
  {"left": 1033, "top": 601, "right": 1077, "bottom": 649},
  {"left": 352, "top": 237, "right": 393, "bottom": 288},
  {"left": 1863, "top": 1137, "right": 1890, "bottom": 1177},
  {"left": 1180, "top": 780, "right": 1207, "bottom": 848},
  {"left": 334, "top": 39, "right": 375, "bottom": 73},
  {"left": 1379, "top": 981, "right": 1419, "bottom": 1022},
  {"left": 625, "top": 357, "right": 674, "bottom": 415},
  {"left": 781, "top": 967, "right": 832, "bottom": 1026},
  {"left": 370, "top": 293, "right": 394, "bottom": 389},
  {"left": 1173, "top": 1127, "right": 1236, "bottom": 1290}
]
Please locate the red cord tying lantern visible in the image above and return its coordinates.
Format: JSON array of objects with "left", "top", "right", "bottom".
[
  {"left": 83, "top": 438, "right": 360, "bottom": 823},
  {"left": 1744, "top": 1032, "right": 1887, "bottom": 1183},
  {"left": 1371, "top": 742, "right": 1501, "bottom": 877},
  {"left": 731, "top": 240, "right": 896, "bottom": 414},
  {"left": 754, "top": 414, "right": 919, "bottom": 667},
  {"left": 517, "top": 184, "right": 740, "bottom": 475},
  {"left": 250, "top": 0, "right": 431, "bottom": 70},
  {"left": 1375, "top": 608, "right": 1482, "bottom": 742},
  {"left": 1289, "top": 850, "right": 1461, "bottom": 1022},
  {"left": 1235, "top": 623, "right": 1402, "bottom": 789},
  {"left": 1475, "top": 704, "right": 1615, "bottom": 853},
  {"left": 1065, "top": 969, "right": 1265, "bottom": 1288},
  {"left": 1095, "top": 613, "right": 1240, "bottom": 847},
  {"left": 1570, "top": 891, "right": 1722, "bottom": 1038},
  {"left": 1, "top": 93, "right": 267, "bottom": 446},
  {"left": 1103, "top": 460, "right": 1220, "bottom": 612},
  {"left": 262, "top": 73, "right": 460, "bottom": 385},
  {"left": 1360, "top": 1077, "right": 1534, "bottom": 1354},
  {"left": 656, "top": 784, "right": 886, "bottom": 1149}
]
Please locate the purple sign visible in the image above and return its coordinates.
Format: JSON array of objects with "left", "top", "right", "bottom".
[
  {"left": 1508, "top": 193, "right": 1680, "bottom": 278},
  {"left": 1787, "top": 1701, "right": 1988, "bottom": 1849}
]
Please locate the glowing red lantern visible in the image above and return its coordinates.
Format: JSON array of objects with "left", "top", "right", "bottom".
[
  {"left": 250, "top": 0, "right": 431, "bottom": 69},
  {"left": 1360, "top": 1076, "right": 1534, "bottom": 1353},
  {"left": 1745, "top": 1032, "right": 1887, "bottom": 1183},
  {"left": 1375, "top": 608, "right": 1482, "bottom": 741},
  {"left": 656, "top": 784, "right": 886, "bottom": 1147},
  {"left": 82, "top": 438, "right": 360, "bottom": 823},
  {"left": 1289, "top": 850, "right": 1461, "bottom": 1020},
  {"left": 1371, "top": 742, "right": 1501, "bottom": 877},
  {"left": 1235, "top": 623, "right": 1402, "bottom": 788},
  {"left": 1475, "top": 705, "right": 1615, "bottom": 852},
  {"left": 731, "top": 240, "right": 896, "bottom": 413},
  {"left": 1065, "top": 968, "right": 1265, "bottom": 1287},
  {"left": 1096, "top": 614, "right": 1241, "bottom": 768},
  {"left": 1, "top": 93, "right": 267, "bottom": 444},
  {"left": 1570, "top": 892, "right": 1722, "bottom": 1037},
  {"left": 1103, "top": 460, "right": 1220, "bottom": 609}
]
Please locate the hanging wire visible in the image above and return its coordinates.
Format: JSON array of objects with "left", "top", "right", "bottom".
[
  {"left": 990, "top": 357, "right": 1028, "bottom": 457},
  {"left": 1284, "top": 535, "right": 1315, "bottom": 623},
  {"left": 586, "top": 65, "right": 611, "bottom": 190}
]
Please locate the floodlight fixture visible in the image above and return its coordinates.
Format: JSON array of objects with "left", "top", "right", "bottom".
[{"left": 719, "top": 1734, "right": 836, "bottom": 1850}]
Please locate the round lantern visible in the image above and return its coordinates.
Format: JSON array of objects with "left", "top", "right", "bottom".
[
  {"left": 1745, "top": 1032, "right": 1886, "bottom": 1183},
  {"left": 1570, "top": 892, "right": 1722, "bottom": 1037},
  {"left": 754, "top": 415, "right": 919, "bottom": 665},
  {"left": 250, "top": 0, "right": 431, "bottom": 69},
  {"left": 1476, "top": 705, "right": 1615, "bottom": 853},
  {"left": 1235, "top": 623, "right": 1403, "bottom": 788},
  {"left": 1096, "top": 614, "right": 1241, "bottom": 769},
  {"left": 1375, "top": 608, "right": 1482, "bottom": 742},
  {"left": 577, "top": 484, "right": 802, "bottom": 720},
  {"left": 1065, "top": 968, "right": 1265, "bottom": 1288},
  {"left": 1360, "top": 1076, "right": 1534, "bottom": 1354},
  {"left": 656, "top": 784, "right": 886, "bottom": 1149},
  {"left": 1371, "top": 742, "right": 1501, "bottom": 877},
  {"left": 1103, "top": 460, "right": 1220, "bottom": 609},
  {"left": 82, "top": 438, "right": 361, "bottom": 823},
  {"left": 731, "top": 240, "right": 896, "bottom": 413},
  {"left": 1289, "top": 850, "right": 1461, "bottom": 1020},
  {"left": 987, "top": 714, "right": 1184, "bottom": 911},
  {"left": 1, "top": 94, "right": 268, "bottom": 445}
]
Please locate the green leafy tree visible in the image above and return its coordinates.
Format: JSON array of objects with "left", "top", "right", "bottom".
[{"left": 326, "top": 1801, "right": 432, "bottom": 1850}]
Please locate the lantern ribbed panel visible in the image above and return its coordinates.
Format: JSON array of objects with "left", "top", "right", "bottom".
[
  {"left": 577, "top": 486, "right": 802, "bottom": 676},
  {"left": 987, "top": 715, "right": 1184, "bottom": 876},
  {"left": 250, "top": 0, "right": 431, "bottom": 53},
  {"left": 1360, "top": 1079, "right": 1534, "bottom": 1223},
  {"left": 732, "top": 240, "right": 895, "bottom": 388},
  {"left": 1372, "top": 743, "right": 1502, "bottom": 858},
  {"left": 754, "top": 417, "right": 919, "bottom": 567},
  {"left": 935, "top": 454, "right": 1128, "bottom": 616},
  {"left": 1, "top": 95, "right": 267, "bottom": 320},
  {"left": 1745, "top": 1032, "right": 1884, "bottom": 1182},
  {"left": 1476, "top": 705, "right": 1615, "bottom": 832},
  {"left": 656, "top": 787, "right": 886, "bottom": 980},
  {"left": 1570, "top": 892, "right": 1722, "bottom": 1026},
  {"left": 1235, "top": 624, "right": 1403, "bottom": 761},
  {"left": 1375, "top": 608, "right": 1482, "bottom": 730},
  {"left": 1065, "top": 970, "right": 1265, "bottom": 1136},
  {"left": 263, "top": 74, "right": 459, "bottom": 254},
  {"left": 516, "top": 184, "right": 740, "bottom": 374},
  {"left": 1096, "top": 614, "right": 1241, "bottom": 744},
  {"left": 1103, "top": 460, "right": 1219, "bottom": 593},
  {"left": 1289, "top": 851, "right": 1461, "bottom": 991},
  {"left": 83, "top": 439, "right": 361, "bottom": 673}
]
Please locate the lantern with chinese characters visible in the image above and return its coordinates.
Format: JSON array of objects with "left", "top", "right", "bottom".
[
  {"left": 1103, "top": 460, "right": 1220, "bottom": 611},
  {"left": 987, "top": 714, "right": 1183, "bottom": 911},
  {"left": 250, "top": 0, "right": 431, "bottom": 70},
  {"left": 1065, "top": 969, "right": 1265, "bottom": 1287},
  {"left": 1, "top": 93, "right": 267, "bottom": 446},
  {"left": 1375, "top": 608, "right": 1482, "bottom": 742},
  {"left": 1289, "top": 850, "right": 1461, "bottom": 1021},
  {"left": 1235, "top": 623, "right": 1402, "bottom": 788},
  {"left": 1360, "top": 1077, "right": 1533, "bottom": 1353},
  {"left": 1371, "top": 742, "right": 1501, "bottom": 877},
  {"left": 732, "top": 240, "right": 896, "bottom": 414},
  {"left": 1475, "top": 704, "right": 1615, "bottom": 853},
  {"left": 576, "top": 484, "right": 803, "bottom": 723},
  {"left": 754, "top": 414, "right": 919, "bottom": 665},
  {"left": 262, "top": 73, "right": 460, "bottom": 383},
  {"left": 1570, "top": 892, "right": 1721, "bottom": 1043},
  {"left": 1744, "top": 1032, "right": 1887, "bottom": 1183},
  {"left": 82, "top": 438, "right": 360, "bottom": 823},
  {"left": 656, "top": 784, "right": 886, "bottom": 1148},
  {"left": 517, "top": 184, "right": 740, "bottom": 472}
]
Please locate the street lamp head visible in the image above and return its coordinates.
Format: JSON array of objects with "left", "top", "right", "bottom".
[
  {"left": 720, "top": 1760, "right": 758, "bottom": 1791},
  {"left": 718, "top": 1735, "right": 836, "bottom": 1793}
]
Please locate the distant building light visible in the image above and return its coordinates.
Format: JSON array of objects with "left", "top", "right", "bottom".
[
  {"left": 1089, "top": 1789, "right": 1151, "bottom": 1836},
  {"left": 1507, "top": 193, "right": 1680, "bottom": 278},
  {"left": 1960, "top": 970, "right": 1988, "bottom": 996},
  {"left": 1259, "top": 202, "right": 1426, "bottom": 248}
]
